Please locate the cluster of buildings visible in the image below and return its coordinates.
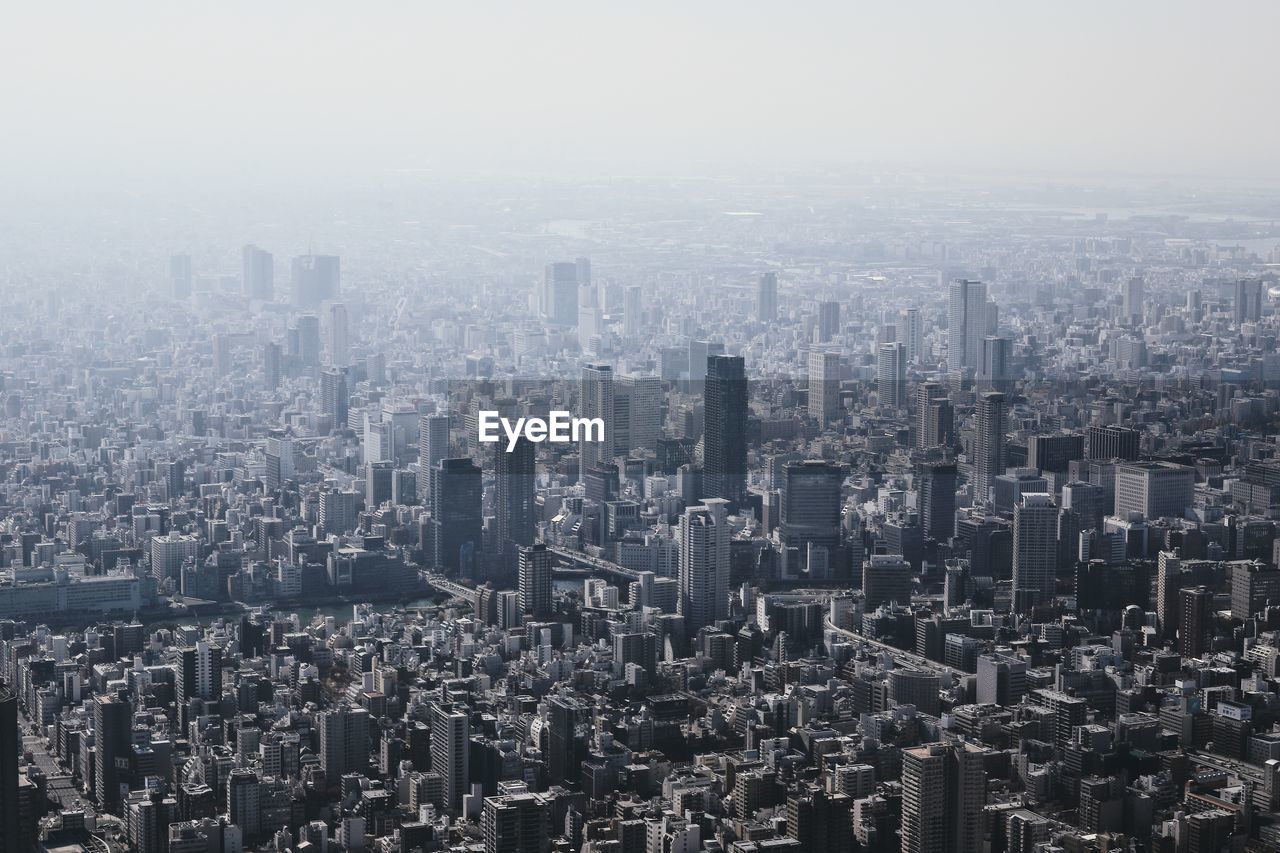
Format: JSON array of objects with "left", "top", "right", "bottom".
[{"left": 1, "top": 177, "right": 1280, "bottom": 852}]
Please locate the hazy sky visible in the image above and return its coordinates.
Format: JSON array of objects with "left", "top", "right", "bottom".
[{"left": 3, "top": 2, "right": 1278, "bottom": 184}]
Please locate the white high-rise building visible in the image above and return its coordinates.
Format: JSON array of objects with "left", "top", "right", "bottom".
[
  {"left": 432, "top": 705, "right": 470, "bottom": 814},
  {"left": 614, "top": 374, "right": 662, "bottom": 454},
  {"left": 877, "top": 341, "right": 906, "bottom": 408},
  {"left": 948, "top": 279, "right": 987, "bottom": 373},
  {"left": 808, "top": 348, "right": 840, "bottom": 423},
  {"left": 902, "top": 307, "right": 923, "bottom": 363},
  {"left": 327, "top": 302, "right": 350, "bottom": 367},
  {"left": 579, "top": 363, "right": 615, "bottom": 481},
  {"left": 677, "top": 498, "right": 730, "bottom": 633}
]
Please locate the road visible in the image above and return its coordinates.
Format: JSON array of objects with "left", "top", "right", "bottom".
[{"left": 824, "top": 619, "right": 965, "bottom": 680}]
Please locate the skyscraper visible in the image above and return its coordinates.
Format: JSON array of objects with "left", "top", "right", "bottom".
[
  {"left": 431, "top": 705, "right": 470, "bottom": 813},
  {"left": 777, "top": 460, "right": 844, "bottom": 579},
  {"left": 1013, "top": 493, "right": 1058, "bottom": 612},
  {"left": 94, "top": 693, "right": 130, "bottom": 814},
  {"left": 1235, "top": 278, "right": 1264, "bottom": 325},
  {"left": 296, "top": 314, "right": 321, "bottom": 368},
  {"left": 0, "top": 688, "right": 19, "bottom": 853},
  {"left": 327, "top": 302, "right": 350, "bottom": 367},
  {"left": 1114, "top": 461, "right": 1195, "bottom": 520},
  {"left": 518, "top": 542, "right": 552, "bottom": 620},
  {"left": 972, "top": 392, "right": 1007, "bottom": 505},
  {"left": 242, "top": 244, "right": 273, "bottom": 301},
  {"left": 291, "top": 254, "right": 340, "bottom": 308},
  {"left": 703, "top": 355, "right": 747, "bottom": 505},
  {"left": 1179, "top": 586, "right": 1213, "bottom": 658},
  {"left": 678, "top": 498, "right": 730, "bottom": 633},
  {"left": 495, "top": 435, "right": 536, "bottom": 549},
  {"left": 919, "top": 462, "right": 958, "bottom": 541},
  {"left": 877, "top": 341, "right": 906, "bottom": 407},
  {"left": 613, "top": 374, "right": 662, "bottom": 455},
  {"left": 482, "top": 793, "right": 551, "bottom": 853},
  {"left": 418, "top": 414, "right": 450, "bottom": 504},
  {"left": 579, "top": 363, "right": 615, "bottom": 483},
  {"left": 320, "top": 367, "right": 349, "bottom": 433},
  {"left": 543, "top": 261, "right": 579, "bottom": 326},
  {"left": 862, "top": 554, "right": 912, "bottom": 612},
  {"left": 948, "top": 279, "right": 987, "bottom": 373},
  {"left": 1085, "top": 425, "right": 1140, "bottom": 461},
  {"left": 816, "top": 300, "right": 840, "bottom": 342},
  {"left": 623, "top": 285, "right": 643, "bottom": 336},
  {"left": 903, "top": 307, "right": 923, "bottom": 363},
  {"left": 1121, "top": 276, "right": 1144, "bottom": 325},
  {"left": 432, "top": 458, "right": 483, "bottom": 575},
  {"left": 901, "top": 742, "right": 987, "bottom": 853},
  {"left": 978, "top": 335, "right": 1011, "bottom": 391},
  {"left": 915, "top": 382, "right": 953, "bottom": 450},
  {"left": 262, "top": 342, "right": 281, "bottom": 391},
  {"left": 319, "top": 705, "right": 371, "bottom": 779},
  {"left": 808, "top": 348, "right": 840, "bottom": 424},
  {"left": 757, "top": 272, "right": 778, "bottom": 322}
]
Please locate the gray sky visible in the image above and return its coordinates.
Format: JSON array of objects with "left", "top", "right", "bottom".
[{"left": 2, "top": 1, "right": 1278, "bottom": 183}]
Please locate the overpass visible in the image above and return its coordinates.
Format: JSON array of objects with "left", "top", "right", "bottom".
[
  {"left": 824, "top": 618, "right": 964, "bottom": 681},
  {"left": 421, "top": 573, "right": 480, "bottom": 608},
  {"left": 545, "top": 546, "right": 641, "bottom": 583}
]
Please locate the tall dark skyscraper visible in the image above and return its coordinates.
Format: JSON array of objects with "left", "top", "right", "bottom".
[
  {"left": 816, "top": 300, "right": 840, "bottom": 342},
  {"left": 777, "top": 460, "right": 844, "bottom": 579},
  {"left": 757, "top": 271, "right": 778, "bottom": 322},
  {"left": 262, "top": 341, "right": 281, "bottom": 391},
  {"left": 242, "top": 244, "right": 273, "bottom": 300},
  {"left": 296, "top": 314, "right": 321, "bottom": 368},
  {"left": 518, "top": 542, "right": 552, "bottom": 620},
  {"left": 915, "top": 382, "right": 953, "bottom": 450},
  {"left": 973, "top": 391, "right": 1007, "bottom": 505},
  {"left": 0, "top": 688, "right": 18, "bottom": 853},
  {"left": 703, "top": 354, "right": 747, "bottom": 506},
  {"left": 94, "top": 693, "right": 130, "bottom": 814},
  {"left": 919, "top": 461, "right": 958, "bottom": 541},
  {"left": 432, "top": 458, "right": 483, "bottom": 576},
  {"left": 1235, "top": 278, "right": 1264, "bottom": 325},
  {"left": 291, "top": 253, "right": 340, "bottom": 308},
  {"left": 495, "top": 435, "right": 536, "bottom": 549}
]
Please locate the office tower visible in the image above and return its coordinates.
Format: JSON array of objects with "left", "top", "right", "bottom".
[
  {"left": 293, "top": 314, "right": 322, "bottom": 369},
  {"left": 1061, "top": 480, "right": 1106, "bottom": 532},
  {"left": 432, "top": 706, "right": 470, "bottom": 814},
  {"left": 179, "top": 641, "right": 223, "bottom": 710},
  {"left": 319, "top": 706, "right": 370, "bottom": 778},
  {"left": 265, "top": 436, "right": 294, "bottom": 491},
  {"left": 977, "top": 652, "right": 1027, "bottom": 706},
  {"left": 543, "top": 261, "right": 579, "bottom": 326},
  {"left": 613, "top": 374, "right": 662, "bottom": 454},
  {"left": 326, "top": 302, "right": 350, "bottom": 367},
  {"left": 816, "top": 300, "right": 840, "bottom": 342},
  {"left": 151, "top": 532, "right": 200, "bottom": 581},
  {"left": 623, "top": 285, "right": 643, "bottom": 336},
  {"left": 169, "top": 253, "right": 193, "bottom": 300},
  {"left": 757, "top": 272, "right": 778, "bottom": 322},
  {"left": 1179, "top": 586, "right": 1212, "bottom": 658},
  {"left": 482, "top": 793, "right": 551, "bottom": 853},
  {"left": 291, "top": 254, "right": 340, "bottom": 308},
  {"left": 948, "top": 279, "right": 988, "bottom": 372},
  {"left": 862, "top": 554, "right": 912, "bottom": 612},
  {"left": 1114, "top": 461, "right": 1194, "bottom": 520},
  {"left": 320, "top": 368, "right": 349, "bottom": 433},
  {"left": 877, "top": 341, "right": 907, "bottom": 407},
  {"left": 518, "top": 543, "right": 552, "bottom": 620},
  {"left": 431, "top": 458, "right": 483, "bottom": 575},
  {"left": 1028, "top": 433, "right": 1083, "bottom": 473},
  {"left": 978, "top": 336, "right": 1012, "bottom": 390},
  {"left": 577, "top": 279, "right": 600, "bottom": 345},
  {"left": 262, "top": 342, "right": 281, "bottom": 391},
  {"left": 808, "top": 348, "right": 840, "bottom": 424},
  {"left": 161, "top": 459, "right": 186, "bottom": 500},
  {"left": 579, "top": 363, "right": 615, "bottom": 482},
  {"left": 901, "top": 742, "right": 987, "bottom": 853},
  {"left": 920, "top": 462, "right": 958, "bottom": 541},
  {"left": 1121, "top": 276, "right": 1144, "bottom": 325},
  {"left": 704, "top": 355, "right": 748, "bottom": 505},
  {"left": 318, "top": 489, "right": 358, "bottom": 537},
  {"left": 242, "top": 244, "right": 273, "bottom": 300},
  {"left": 366, "top": 460, "right": 394, "bottom": 506},
  {"left": 786, "top": 785, "right": 852, "bottom": 851},
  {"left": 0, "top": 688, "right": 17, "bottom": 853},
  {"left": 1231, "top": 562, "right": 1280, "bottom": 620},
  {"left": 418, "top": 414, "right": 450, "bottom": 503},
  {"left": 677, "top": 498, "right": 730, "bottom": 633},
  {"left": 547, "top": 695, "right": 588, "bottom": 785},
  {"left": 915, "top": 382, "right": 953, "bottom": 450},
  {"left": 777, "top": 460, "right": 844, "bottom": 578},
  {"left": 495, "top": 436, "right": 536, "bottom": 549},
  {"left": 1013, "top": 494, "right": 1057, "bottom": 612},
  {"left": 94, "top": 693, "right": 130, "bottom": 814},
  {"left": 1235, "top": 278, "right": 1264, "bottom": 325},
  {"left": 903, "top": 307, "right": 923, "bottom": 363},
  {"left": 1085, "top": 425, "right": 1140, "bottom": 460},
  {"left": 972, "top": 392, "right": 1007, "bottom": 505}
]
